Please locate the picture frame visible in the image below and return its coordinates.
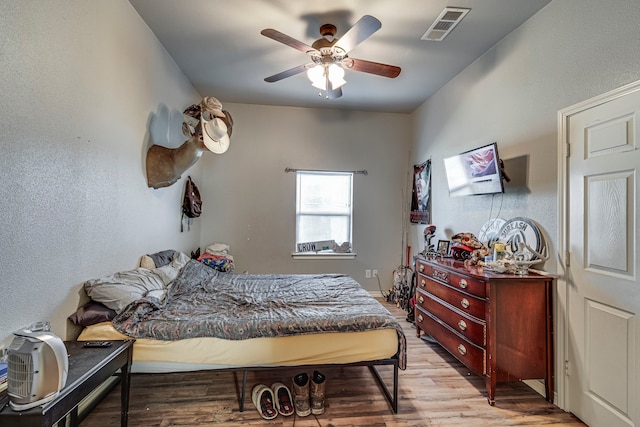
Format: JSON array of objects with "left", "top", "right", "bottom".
[
  {"left": 437, "top": 240, "right": 450, "bottom": 256},
  {"left": 410, "top": 159, "right": 431, "bottom": 224}
]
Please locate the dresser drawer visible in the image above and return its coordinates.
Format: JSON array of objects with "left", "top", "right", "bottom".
[
  {"left": 423, "top": 279, "right": 485, "bottom": 320},
  {"left": 416, "top": 307, "right": 486, "bottom": 375},
  {"left": 416, "top": 262, "right": 485, "bottom": 298},
  {"left": 415, "top": 289, "right": 486, "bottom": 347}
]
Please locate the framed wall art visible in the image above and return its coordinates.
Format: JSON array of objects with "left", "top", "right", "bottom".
[{"left": 410, "top": 159, "right": 431, "bottom": 224}]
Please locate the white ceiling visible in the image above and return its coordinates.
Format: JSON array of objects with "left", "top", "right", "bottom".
[{"left": 129, "top": 0, "right": 552, "bottom": 113}]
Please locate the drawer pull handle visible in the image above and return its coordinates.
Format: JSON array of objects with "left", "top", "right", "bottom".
[
  {"left": 417, "top": 314, "right": 423, "bottom": 323},
  {"left": 418, "top": 295, "right": 424, "bottom": 304},
  {"left": 419, "top": 265, "right": 424, "bottom": 273},
  {"left": 458, "top": 344, "right": 467, "bottom": 356},
  {"left": 459, "top": 279, "right": 468, "bottom": 289},
  {"left": 461, "top": 298, "right": 470, "bottom": 309},
  {"left": 420, "top": 279, "right": 426, "bottom": 287},
  {"left": 458, "top": 319, "right": 467, "bottom": 331}
]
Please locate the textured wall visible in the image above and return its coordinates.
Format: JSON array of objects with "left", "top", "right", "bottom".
[
  {"left": 410, "top": 0, "right": 640, "bottom": 274},
  {"left": 199, "top": 103, "right": 411, "bottom": 290},
  {"left": 0, "top": 1, "right": 201, "bottom": 344}
]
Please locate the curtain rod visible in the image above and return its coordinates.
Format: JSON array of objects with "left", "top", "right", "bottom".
[{"left": 284, "top": 167, "right": 368, "bottom": 175}]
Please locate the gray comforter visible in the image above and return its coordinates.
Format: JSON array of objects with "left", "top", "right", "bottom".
[{"left": 113, "top": 260, "right": 406, "bottom": 369}]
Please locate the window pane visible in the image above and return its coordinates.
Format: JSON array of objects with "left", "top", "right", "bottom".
[
  {"left": 298, "top": 173, "right": 351, "bottom": 214},
  {"left": 295, "top": 171, "right": 353, "bottom": 250},
  {"left": 297, "top": 214, "right": 350, "bottom": 243}
]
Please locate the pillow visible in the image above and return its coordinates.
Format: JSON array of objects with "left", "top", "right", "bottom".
[
  {"left": 139, "top": 255, "right": 155, "bottom": 269},
  {"left": 148, "top": 249, "right": 176, "bottom": 268},
  {"left": 153, "top": 251, "right": 191, "bottom": 285},
  {"left": 84, "top": 268, "right": 166, "bottom": 313},
  {"left": 68, "top": 301, "right": 116, "bottom": 327},
  {"left": 139, "top": 249, "right": 177, "bottom": 269}
]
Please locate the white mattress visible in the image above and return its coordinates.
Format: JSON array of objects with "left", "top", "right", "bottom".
[{"left": 78, "top": 322, "right": 399, "bottom": 373}]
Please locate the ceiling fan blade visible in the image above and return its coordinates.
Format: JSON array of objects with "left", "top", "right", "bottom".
[
  {"left": 346, "top": 58, "right": 401, "bottom": 78},
  {"left": 264, "top": 64, "right": 311, "bottom": 82},
  {"left": 261, "top": 28, "right": 317, "bottom": 54},
  {"left": 334, "top": 15, "right": 382, "bottom": 53}
]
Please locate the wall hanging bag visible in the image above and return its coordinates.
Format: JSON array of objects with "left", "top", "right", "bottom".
[{"left": 181, "top": 176, "right": 202, "bottom": 231}]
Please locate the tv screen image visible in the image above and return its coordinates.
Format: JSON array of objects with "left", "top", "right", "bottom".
[{"left": 443, "top": 142, "right": 505, "bottom": 197}]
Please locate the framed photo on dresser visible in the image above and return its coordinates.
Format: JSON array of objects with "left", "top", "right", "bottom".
[{"left": 437, "top": 240, "right": 450, "bottom": 256}]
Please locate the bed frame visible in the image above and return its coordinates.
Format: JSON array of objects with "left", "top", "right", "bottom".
[{"left": 233, "top": 355, "right": 400, "bottom": 414}]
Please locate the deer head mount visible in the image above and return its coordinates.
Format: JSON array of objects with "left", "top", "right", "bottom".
[{"left": 146, "top": 97, "right": 234, "bottom": 189}]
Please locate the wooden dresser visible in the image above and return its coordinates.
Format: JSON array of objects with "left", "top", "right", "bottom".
[{"left": 414, "top": 256, "right": 553, "bottom": 405}]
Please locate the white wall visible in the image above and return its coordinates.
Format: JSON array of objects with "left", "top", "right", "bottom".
[
  {"left": 199, "top": 103, "right": 411, "bottom": 289},
  {"left": 409, "top": 0, "right": 640, "bottom": 274},
  {"left": 0, "top": 1, "right": 201, "bottom": 344}
]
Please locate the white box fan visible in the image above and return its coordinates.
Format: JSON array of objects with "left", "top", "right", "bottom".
[{"left": 7, "top": 323, "right": 68, "bottom": 411}]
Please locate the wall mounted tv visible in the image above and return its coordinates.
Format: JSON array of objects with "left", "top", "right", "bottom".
[{"left": 443, "top": 142, "right": 505, "bottom": 197}]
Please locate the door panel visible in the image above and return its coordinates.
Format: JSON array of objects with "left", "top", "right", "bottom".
[
  {"left": 584, "top": 300, "right": 633, "bottom": 415},
  {"left": 586, "top": 172, "right": 633, "bottom": 277},
  {"left": 567, "top": 88, "right": 639, "bottom": 427}
]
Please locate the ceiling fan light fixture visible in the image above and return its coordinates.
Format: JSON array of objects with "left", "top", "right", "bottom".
[
  {"left": 262, "top": 15, "right": 399, "bottom": 99},
  {"left": 307, "top": 65, "right": 326, "bottom": 89},
  {"left": 307, "top": 64, "right": 346, "bottom": 91},
  {"left": 328, "top": 64, "right": 346, "bottom": 89}
]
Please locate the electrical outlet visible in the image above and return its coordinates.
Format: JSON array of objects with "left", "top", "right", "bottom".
[
  {"left": 372, "top": 270, "right": 378, "bottom": 277},
  {"left": 365, "top": 269, "right": 371, "bottom": 279}
]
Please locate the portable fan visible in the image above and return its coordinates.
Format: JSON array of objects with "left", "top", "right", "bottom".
[{"left": 7, "top": 326, "right": 68, "bottom": 411}]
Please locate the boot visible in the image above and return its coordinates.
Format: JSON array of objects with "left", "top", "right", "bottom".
[
  {"left": 310, "top": 370, "right": 326, "bottom": 415},
  {"left": 292, "top": 372, "right": 311, "bottom": 417}
]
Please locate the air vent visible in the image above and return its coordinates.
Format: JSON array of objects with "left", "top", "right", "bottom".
[{"left": 421, "top": 7, "right": 470, "bottom": 41}]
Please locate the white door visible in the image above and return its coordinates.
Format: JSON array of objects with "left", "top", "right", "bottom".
[{"left": 566, "top": 86, "right": 640, "bottom": 427}]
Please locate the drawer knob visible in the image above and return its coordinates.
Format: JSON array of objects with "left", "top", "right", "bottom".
[
  {"left": 459, "top": 279, "right": 468, "bottom": 289},
  {"left": 420, "top": 279, "right": 426, "bottom": 287},
  {"left": 417, "top": 314, "right": 423, "bottom": 323},
  {"left": 458, "top": 344, "right": 467, "bottom": 356},
  {"left": 419, "top": 265, "right": 424, "bottom": 273},
  {"left": 418, "top": 295, "right": 424, "bottom": 304},
  {"left": 461, "top": 298, "right": 470, "bottom": 309},
  {"left": 458, "top": 319, "right": 467, "bottom": 331}
]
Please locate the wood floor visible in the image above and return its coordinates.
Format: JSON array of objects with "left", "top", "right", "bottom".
[{"left": 82, "top": 301, "right": 586, "bottom": 426}]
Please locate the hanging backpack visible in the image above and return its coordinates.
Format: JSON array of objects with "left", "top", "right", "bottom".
[{"left": 181, "top": 176, "right": 202, "bottom": 231}]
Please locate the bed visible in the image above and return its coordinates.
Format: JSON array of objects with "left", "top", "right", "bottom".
[{"left": 74, "top": 254, "right": 406, "bottom": 413}]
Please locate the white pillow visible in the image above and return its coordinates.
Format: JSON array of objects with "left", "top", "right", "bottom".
[
  {"left": 84, "top": 268, "right": 166, "bottom": 313},
  {"left": 153, "top": 251, "right": 190, "bottom": 285}
]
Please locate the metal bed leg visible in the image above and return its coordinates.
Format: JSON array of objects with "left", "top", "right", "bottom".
[
  {"left": 239, "top": 370, "right": 247, "bottom": 412},
  {"left": 368, "top": 361, "right": 399, "bottom": 413}
]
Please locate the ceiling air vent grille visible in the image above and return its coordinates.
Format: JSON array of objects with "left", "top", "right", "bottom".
[{"left": 421, "top": 7, "right": 470, "bottom": 41}]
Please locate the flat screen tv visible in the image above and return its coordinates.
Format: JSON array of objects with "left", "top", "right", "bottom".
[{"left": 443, "top": 142, "right": 505, "bottom": 197}]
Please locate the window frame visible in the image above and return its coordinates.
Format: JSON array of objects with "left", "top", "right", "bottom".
[{"left": 292, "top": 170, "right": 356, "bottom": 259}]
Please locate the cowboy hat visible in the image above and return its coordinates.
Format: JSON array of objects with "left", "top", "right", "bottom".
[
  {"left": 200, "top": 97, "right": 226, "bottom": 118},
  {"left": 200, "top": 112, "right": 230, "bottom": 154}
]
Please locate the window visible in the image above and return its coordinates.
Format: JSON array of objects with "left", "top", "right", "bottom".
[{"left": 295, "top": 171, "right": 353, "bottom": 254}]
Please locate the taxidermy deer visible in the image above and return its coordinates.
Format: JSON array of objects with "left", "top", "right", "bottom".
[{"left": 146, "top": 97, "right": 233, "bottom": 189}]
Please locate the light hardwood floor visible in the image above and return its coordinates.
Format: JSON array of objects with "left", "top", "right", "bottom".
[{"left": 82, "top": 301, "right": 586, "bottom": 426}]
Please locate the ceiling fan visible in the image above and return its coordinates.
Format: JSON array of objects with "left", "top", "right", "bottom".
[{"left": 261, "top": 15, "right": 401, "bottom": 99}]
